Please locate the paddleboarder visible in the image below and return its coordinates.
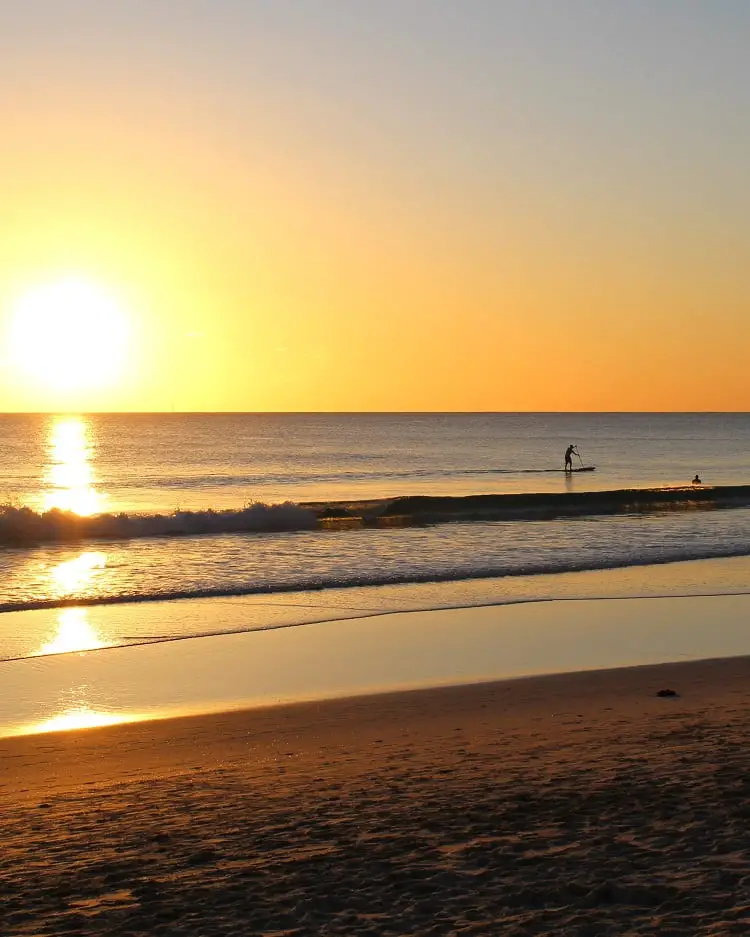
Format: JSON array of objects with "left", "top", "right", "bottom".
[{"left": 564, "top": 444, "right": 579, "bottom": 472}]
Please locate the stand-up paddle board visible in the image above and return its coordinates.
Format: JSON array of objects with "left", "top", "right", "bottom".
[{"left": 570, "top": 466, "right": 596, "bottom": 472}]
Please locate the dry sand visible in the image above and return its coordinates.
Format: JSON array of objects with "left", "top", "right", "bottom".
[{"left": 3, "top": 656, "right": 750, "bottom": 935}]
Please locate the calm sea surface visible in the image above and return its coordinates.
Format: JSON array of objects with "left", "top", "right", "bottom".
[{"left": 1, "top": 413, "right": 749, "bottom": 661}]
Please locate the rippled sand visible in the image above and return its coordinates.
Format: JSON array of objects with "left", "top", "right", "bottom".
[{"left": 3, "top": 656, "right": 750, "bottom": 935}]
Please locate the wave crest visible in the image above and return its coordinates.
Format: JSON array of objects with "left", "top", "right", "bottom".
[
  {"left": 4, "top": 484, "right": 750, "bottom": 547},
  {"left": 0, "top": 502, "right": 317, "bottom": 546}
]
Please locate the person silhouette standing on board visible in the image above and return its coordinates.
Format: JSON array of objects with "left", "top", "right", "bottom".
[{"left": 564, "top": 444, "right": 579, "bottom": 472}]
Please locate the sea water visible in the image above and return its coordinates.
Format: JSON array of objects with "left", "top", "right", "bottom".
[{"left": 1, "top": 412, "right": 749, "bottom": 662}]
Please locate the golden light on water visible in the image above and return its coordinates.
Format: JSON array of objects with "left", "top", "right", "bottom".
[
  {"left": 36, "top": 551, "right": 110, "bottom": 655},
  {"left": 43, "top": 416, "right": 105, "bottom": 515},
  {"left": 50, "top": 551, "right": 107, "bottom": 594},
  {"left": 8, "top": 277, "right": 130, "bottom": 392},
  {"left": 35, "top": 607, "right": 109, "bottom": 657}
]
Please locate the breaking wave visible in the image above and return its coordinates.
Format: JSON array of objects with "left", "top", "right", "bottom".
[
  {"left": 0, "top": 502, "right": 317, "bottom": 546},
  {"left": 3, "top": 483, "right": 750, "bottom": 547}
]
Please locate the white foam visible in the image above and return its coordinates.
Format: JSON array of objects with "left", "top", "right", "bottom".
[{"left": 0, "top": 502, "right": 317, "bottom": 546}]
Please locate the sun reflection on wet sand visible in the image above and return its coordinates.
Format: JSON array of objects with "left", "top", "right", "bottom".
[
  {"left": 34, "top": 607, "right": 110, "bottom": 657},
  {"left": 43, "top": 416, "right": 105, "bottom": 515},
  {"left": 24, "top": 707, "right": 137, "bottom": 735}
]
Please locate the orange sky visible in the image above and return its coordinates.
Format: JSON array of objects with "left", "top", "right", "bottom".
[{"left": 1, "top": 2, "right": 749, "bottom": 412}]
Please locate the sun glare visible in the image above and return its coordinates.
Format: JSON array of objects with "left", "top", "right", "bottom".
[{"left": 9, "top": 277, "right": 130, "bottom": 391}]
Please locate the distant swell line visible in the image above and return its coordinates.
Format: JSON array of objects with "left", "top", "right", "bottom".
[
  {"left": 3, "top": 543, "right": 750, "bottom": 615},
  {"left": 101, "top": 466, "right": 572, "bottom": 490},
  {"left": 8, "top": 466, "right": 573, "bottom": 497}
]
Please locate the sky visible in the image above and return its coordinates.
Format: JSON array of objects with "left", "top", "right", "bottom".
[{"left": 1, "top": 0, "right": 749, "bottom": 412}]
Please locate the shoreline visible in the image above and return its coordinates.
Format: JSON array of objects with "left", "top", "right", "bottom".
[
  {"left": 6, "top": 551, "right": 750, "bottom": 618},
  {"left": 4, "top": 654, "right": 750, "bottom": 934},
  {"left": 6, "top": 591, "right": 750, "bottom": 739},
  {"left": 1, "top": 653, "right": 743, "bottom": 793},
  {"left": 3, "top": 652, "right": 749, "bottom": 784}
]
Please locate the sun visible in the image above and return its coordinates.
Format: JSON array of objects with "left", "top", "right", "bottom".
[{"left": 8, "top": 277, "right": 130, "bottom": 391}]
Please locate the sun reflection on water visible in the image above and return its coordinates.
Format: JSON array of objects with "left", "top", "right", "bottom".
[
  {"left": 43, "top": 416, "right": 105, "bottom": 515},
  {"left": 32, "top": 549, "right": 112, "bottom": 655},
  {"left": 50, "top": 551, "right": 107, "bottom": 594}
]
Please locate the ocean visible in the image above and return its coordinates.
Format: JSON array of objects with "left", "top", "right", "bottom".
[{"left": 1, "top": 412, "right": 750, "bottom": 663}]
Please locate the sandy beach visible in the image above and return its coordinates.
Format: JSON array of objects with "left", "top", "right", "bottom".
[{"left": 4, "top": 655, "right": 750, "bottom": 935}]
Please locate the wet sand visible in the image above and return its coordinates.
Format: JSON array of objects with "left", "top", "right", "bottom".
[{"left": 3, "top": 655, "right": 750, "bottom": 935}]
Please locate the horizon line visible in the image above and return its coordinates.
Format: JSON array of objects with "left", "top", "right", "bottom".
[{"left": 1, "top": 410, "right": 750, "bottom": 417}]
